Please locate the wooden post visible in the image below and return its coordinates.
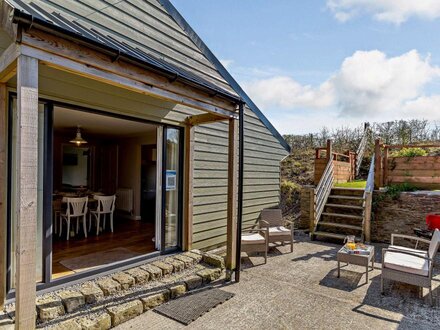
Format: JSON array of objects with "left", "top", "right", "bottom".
[
  {"left": 0, "top": 83, "right": 6, "bottom": 309},
  {"left": 183, "top": 123, "right": 194, "bottom": 251},
  {"left": 15, "top": 55, "right": 39, "bottom": 330},
  {"left": 364, "top": 192, "right": 372, "bottom": 243},
  {"left": 226, "top": 118, "right": 238, "bottom": 272},
  {"left": 374, "top": 139, "right": 382, "bottom": 190},
  {"left": 309, "top": 188, "right": 316, "bottom": 238},
  {"left": 326, "top": 139, "right": 332, "bottom": 161},
  {"left": 383, "top": 146, "right": 389, "bottom": 186}
]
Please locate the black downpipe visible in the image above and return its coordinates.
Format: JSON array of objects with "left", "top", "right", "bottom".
[{"left": 235, "top": 103, "right": 245, "bottom": 282}]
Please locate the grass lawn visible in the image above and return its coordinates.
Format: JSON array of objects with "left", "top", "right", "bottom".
[{"left": 334, "top": 180, "right": 366, "bottom": 188}]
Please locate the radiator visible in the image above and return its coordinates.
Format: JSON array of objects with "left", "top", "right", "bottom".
[{"left": 116, "top": 188, "right": 133, "bottom": 214}]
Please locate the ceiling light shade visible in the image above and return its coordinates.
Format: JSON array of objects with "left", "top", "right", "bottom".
[{"left": 70, "top": 125, "right": 88, "bottom": 146}]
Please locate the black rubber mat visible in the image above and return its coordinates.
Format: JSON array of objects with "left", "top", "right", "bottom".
[{"left": 154, "top": 288, "right": 234, "bottom": 325}]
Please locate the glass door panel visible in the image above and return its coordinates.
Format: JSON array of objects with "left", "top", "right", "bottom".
[{"left": 163, "top": 127, "right": 181, "bottom": 249}]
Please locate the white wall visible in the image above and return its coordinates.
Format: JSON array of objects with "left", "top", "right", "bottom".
[{"left": 62, "top": 146, "right": 89, "bottom": 187}]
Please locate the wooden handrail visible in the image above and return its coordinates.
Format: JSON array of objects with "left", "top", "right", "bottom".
[
  {"left": 333, "top": 152, "right": 350, "bottom": 162},
  {"left": 356, "top": 124, "right": 370, "bottom": 176},
  {"left": 313, "top": 157, "right": 334, "bottom": 233},
  {"left": 384, "top": 143, "right": 440, "bottom": 150},
  {"left": 362, "top": 154, "right": 375, "bottom": 242}
]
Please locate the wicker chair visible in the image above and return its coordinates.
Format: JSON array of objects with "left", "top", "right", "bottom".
[
  {"left": 241, "top": 227, "right": 269, "bottom": 264},
  {"left": 381, "top": 229, "right": 440, "bottom": 306},
  {"left": 259, "top": 208, "right": 294, "bottom": 253}
]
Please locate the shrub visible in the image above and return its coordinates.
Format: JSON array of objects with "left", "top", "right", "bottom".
[
  {"left": 373, "top": 183, "right": 418, "bottom": 209},
  {"left": 391, "top": 147, "right": 428, "bottom": 158}
]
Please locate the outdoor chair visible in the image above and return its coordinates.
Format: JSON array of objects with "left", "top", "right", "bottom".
[
  {"left": 259, "top": 208, "right": 294, "bottom": 253},
  {"left": 89, "top": 195, "right": 116, "bottom": 235},
  {"left": 59, "top": 197, "right": 88, "bottom": 240},
  {"left": 241, "top": 227, "right": 269, "bottom": 264},
  {"left": 381, "top": 229, "right": 440, "bottom": 306}
]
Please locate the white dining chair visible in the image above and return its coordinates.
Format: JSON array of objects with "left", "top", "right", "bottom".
[
  {"left": 89, "top": 195, "right": 116, "bottom": 235},
  {"left": 59, "top": 197, "right": 88, "bottom": 240}
]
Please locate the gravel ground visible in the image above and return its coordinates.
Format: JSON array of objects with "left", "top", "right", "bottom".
[{"left": 117, "top": 235, "right": 440, "bottom": 330}]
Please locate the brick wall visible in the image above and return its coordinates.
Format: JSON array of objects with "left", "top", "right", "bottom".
[{"left": 372, "top": 191, "right": 440, "bottom": 243}]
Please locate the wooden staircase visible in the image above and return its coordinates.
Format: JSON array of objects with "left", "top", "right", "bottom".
[{"left": 312, "top": 187, "right": 366, "bottom": 241}]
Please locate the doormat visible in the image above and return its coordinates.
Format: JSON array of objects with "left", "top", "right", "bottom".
[
  {"left": 59, "top": 247, "right": 141, "bottom": 273},
  {"left": 154, "top": 288, "right": 234, "bottom": 325}
]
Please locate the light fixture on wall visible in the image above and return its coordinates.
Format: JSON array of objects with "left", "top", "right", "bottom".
[{"left": 70, "top": 125, "right": 88, "bottom": 146}]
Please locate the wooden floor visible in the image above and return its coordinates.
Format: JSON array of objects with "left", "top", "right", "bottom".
[{"left": 52, "top": 219, "right": 155, "bottom": 279}]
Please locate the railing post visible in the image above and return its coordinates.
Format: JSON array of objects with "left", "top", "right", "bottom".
[
  {"left": 326, "top": 139, "right": 332, "bottom": 161},
  {"left": 374, "top": 139, "right": 382, "bottom": 189},
  {"left": 309, "top": 188, "right": 316, "bottom": 239},
  {"left": 383, "top": 146, "right": 389, "bottom": 186},
  {"left": 364, "top": 192, "right": 372, "bottom": 243}
]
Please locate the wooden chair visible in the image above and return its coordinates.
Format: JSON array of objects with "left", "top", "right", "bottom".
[
  {"left": 259, "top": 208, "right": 294, "bottom": 253},
  {"left": 381, "top": 229, "right": 440, "bottom": 306},
  {"left": 59, "top": 197, "right": 88, "bottom": 240},
  {"left": 89, "top": 195, "right": 116, "bottom": 235},
  {"left": 241, "top": 227, "right": 269, "bottom": 264}
]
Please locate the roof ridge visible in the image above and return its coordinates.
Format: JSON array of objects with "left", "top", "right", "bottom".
[{"left": 157, "top": 0, "right": 290, "bottom": 152}]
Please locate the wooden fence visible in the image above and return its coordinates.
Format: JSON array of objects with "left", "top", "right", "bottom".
[
  {"left": 374, "top": 140, "right": 440, "bottom": 189},
  {"left": 314, "top": 140, "right": 355, "bottom": 185}
]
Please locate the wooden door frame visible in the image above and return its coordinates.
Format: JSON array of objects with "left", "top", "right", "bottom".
[{"left": 5, "top": 95, "right": 184, "bottom": 299}]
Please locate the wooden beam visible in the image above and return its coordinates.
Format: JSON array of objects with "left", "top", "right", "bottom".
[
  {"left": 186, "top": 112, "right": 235, "bottom": 126},
  {"left": 20, "top": 30, "right": 237, "bottom": 116},
  {"left": 0, "top": 83, "right": 6, "bottom": 309},
  {"left": 226, "top": 118, "right": 238, "bottom": 272},
  {"left": 0, "top": 1, "right": 17, "bottom": 40},
  {"left": 15, "top": 55, "right": 38, "bottom": 329},
  {"left": 0, "top": 43, "right": 19, "bottom": 83},
  {"left": 183, "top": 124, "right": 195, "bottom": 250}
]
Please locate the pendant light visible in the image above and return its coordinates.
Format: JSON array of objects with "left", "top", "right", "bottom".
[{"left": 70, "top": 125, "right": 88, "bottom": 146}]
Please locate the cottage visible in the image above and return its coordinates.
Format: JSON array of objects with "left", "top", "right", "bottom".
[{"left": 0, "top": 0, "right": 289, "bottom": 327}]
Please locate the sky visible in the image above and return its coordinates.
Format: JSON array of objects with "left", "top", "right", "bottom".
[{"left": 171, "top": 0, "right": 440, "bottom": 135}]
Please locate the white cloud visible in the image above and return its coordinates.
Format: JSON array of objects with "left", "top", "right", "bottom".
[
  {"left": 219, "top": 59, "right": 234, "bottom": 69},
  {"left": 241, "top": 49, "right": 440, "bottom": 133},
  {"left": 327, "top": 0, "right": 440, "bottom": 24},
  {"left": 242, "top": 76, "right": 335, "bottom": 110},
  {"left": 333, "top": 50, "right": 440, "bottom": 117}
]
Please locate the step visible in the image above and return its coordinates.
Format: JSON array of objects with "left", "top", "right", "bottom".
[
  {"left": 328, "top": 195, "right": 364, "bottom": 201},
  {"left": 325, "top": 203, "right": 364, "bottom": 210},
  {"left": 313, "top": 231, "right": 361, "bottom": 241},
  {"left": 4, "top": 250, "right": 225, "bottom": 328},
  {"left": 318, "top": 222, "right": 363, "bottom": 231},
  {"left": 332, "top": 187, "right": 365, "bottom": 191},
  {"left": 322, "top": 212, "right": 364, "bottom": 220}
]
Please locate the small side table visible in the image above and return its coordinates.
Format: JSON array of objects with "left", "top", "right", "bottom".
[{"left": 337, "top": 245, "right": 375, "bottom": 284}]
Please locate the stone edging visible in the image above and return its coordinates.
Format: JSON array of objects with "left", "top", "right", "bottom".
[{"left": 2, "top": 250, "right": 226, "bottom": 329}]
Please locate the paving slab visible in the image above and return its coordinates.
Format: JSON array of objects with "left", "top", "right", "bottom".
[{"left": 116, "top": 236, "right": 440, "bottom": 330}]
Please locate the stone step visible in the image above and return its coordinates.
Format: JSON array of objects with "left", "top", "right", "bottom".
[
  {"left": 4, "top": 250, "right": 226, "bottom": 329},
  {"left": 325, "top": 203, "right": 364, "bottom": 210},
  {"left": 322, "top": 212, "right": 364, "bottom": 220},
  {"left": 318, "top": 222, "right": 363, "bottom": 231},
  {"left": 313, "top": 231, "right": 361, "bottom": 241}
]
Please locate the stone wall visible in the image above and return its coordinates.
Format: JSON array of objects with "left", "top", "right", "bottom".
[{"left": 372, "top": 191, "right": 440, "bottom": 243}]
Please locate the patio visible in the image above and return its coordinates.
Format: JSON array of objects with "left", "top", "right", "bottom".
[{"left": 117, "top": 233, "right": 440, "bottom": 329}]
